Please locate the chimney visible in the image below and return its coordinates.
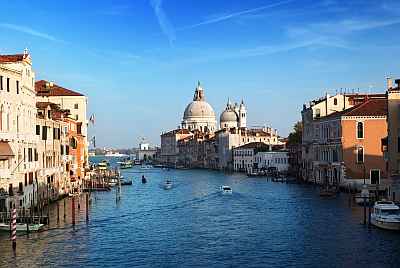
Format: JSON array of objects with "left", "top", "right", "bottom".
[{"left": 386, "top": 77, "right": 393, "bottom": 90}]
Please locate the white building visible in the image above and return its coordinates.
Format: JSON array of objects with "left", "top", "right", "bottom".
[
  {"left": 218, "top": 128, "right": 281, "bottom": 170},
  {"left": 255, "top": 151, "right": 289, "bottom": 172},
  {"left": 136, "top": 139, "right": 157, "bottom": 161},
  {"left": 233, "top": 142, "right": 288, "bottom": 173},
  {"left": 0, "top": 50, "right": 39, "bottom": 211}
]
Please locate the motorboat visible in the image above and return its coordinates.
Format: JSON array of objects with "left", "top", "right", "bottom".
[
  {"left": 105, "top": 152, "right": 127, "bottom": 157},
  {"left": 120, "top": 160, "right": 133, "bottom": 169},
  {"left": 220, "top": 185, "right": 232, "bottom": 194},
  {"left": 371, "top": 201, "right": 400, "bottom": 231},
  {"left": 120, "top": 179, "right": 133, "bottom": 186},
  {"left": 140, "top": 165, "right": 152, "bottom": 170},
  {"left": 164, "top": 180, "right": 172, "bottom": 190},
  {"left": 97, "top": 160, "right": 109, "bottom": 170},
  {"left": 0, "top": 222, "right": 45, "bottom": 232}
]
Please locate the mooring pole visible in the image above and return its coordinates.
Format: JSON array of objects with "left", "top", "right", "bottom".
[
  {"left": 57, "top": 202, "right": 60, "bottom": 223},
  {"left": 368, "top": 202, "right": 372, "bottom": 228},
  {"left": 11, "top": 207, "right": 17, "bottom": 252},
  {"left": 363, "top": 196, "right": 367, "bottom": 225},
  {"left": 72, "top": 196, "right": 75, "bottom": 226},
  {"left": 86, "top": 194, "right": 89, "bottom": 222},
  {"left": 64, "top": 198, "right": 66, "bottom": 219}
]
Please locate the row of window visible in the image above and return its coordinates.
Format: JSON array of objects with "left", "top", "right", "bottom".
[
  {"left": 234, "top": 150, "right": 253, "bottom": 156},
  {"left": 0, "top": 76, "right": 19, "bottom": 94},
  {"left": 36, "top": 125, "right": 62, "bottom": 140}
]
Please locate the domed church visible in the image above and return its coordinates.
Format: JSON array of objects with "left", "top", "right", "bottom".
[
  {"left": 220, "top": 99, "right": 247, "bottom": 129},
  {"left": 181, "top": 82, "right": 217, "bottom": 132}
]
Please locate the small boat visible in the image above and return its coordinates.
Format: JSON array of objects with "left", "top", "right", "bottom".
[
  {"left": 140, "top": 165, "right": 152, "bottom": 170},
  {"left": 220, "top": 185, "right": 232, "bottom": 194},
  {"left": 120, "top": 160, "right": 133, "bottom": 169},
  {"left": 164, "top": 180, "right": 172, "bottom": 190},
  {"left": 141, "top": 175, "right": 147, "bottom": 184},
  {"left": 121, "top": 179, "right": 132, "bottom": 186},
  {"left": 371, "top": 201, "right": 400, "bottom": 231},
  {"left": 0, "top": 223, "right": 45, "bottom": 232},
  {"left": 97, "top": 160, "right": 109, "bottom": 170}
]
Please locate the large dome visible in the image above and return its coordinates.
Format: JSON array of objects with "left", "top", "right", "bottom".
[
  {"left": 184, "top": 101, "right": 215, "bottom": 119},
  {"left": 181, "top": 82, "right": 217, "bottom": 133}
]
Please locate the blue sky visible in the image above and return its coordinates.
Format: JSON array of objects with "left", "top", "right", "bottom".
[{"left": 1, "top": 0, "right": 400, "bottom": 148}]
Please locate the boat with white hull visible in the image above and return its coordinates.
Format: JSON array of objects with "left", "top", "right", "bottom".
[
  {"left": 371, "top": 201, "right": 400, "bottom": 231},
  {"left": 220, "top": 185, "right": 232, "bottom": 194},
  {"left": 0, "top": 223, "right": 45, "bottom": 232}
]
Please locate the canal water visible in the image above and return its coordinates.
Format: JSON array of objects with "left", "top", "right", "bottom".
[{"left": 1, "top": 160, "right": 400, "bottom": 267}]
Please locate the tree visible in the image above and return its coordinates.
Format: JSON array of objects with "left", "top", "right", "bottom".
[{"left": 288, "top": 121, "right": 303, "bottom": 145}]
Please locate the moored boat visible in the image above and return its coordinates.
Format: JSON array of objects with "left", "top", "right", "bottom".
[
  {"left": 120, "top": 179, "right": 133, "bottom": 186},
  {"left": 371, "top": 201, "right": 400, "bottom": 231},
  {"left": 120, "top": 160, "right": 133, "bottom": 169},
  {"left": 0, "top": 223, "right": 45, "bottom": 232}
]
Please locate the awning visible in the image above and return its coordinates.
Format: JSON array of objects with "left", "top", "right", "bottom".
[{"left": 0, "top": 142, "right": 14, "bottom": 160}]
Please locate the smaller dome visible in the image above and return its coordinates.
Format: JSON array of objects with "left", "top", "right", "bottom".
[{"left": 220, "top": 109, "right": 238, "bottom": 123}]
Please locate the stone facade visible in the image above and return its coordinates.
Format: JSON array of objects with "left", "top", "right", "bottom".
[{"left": 0, "top": 51, "right": 88, "bottom": 212}]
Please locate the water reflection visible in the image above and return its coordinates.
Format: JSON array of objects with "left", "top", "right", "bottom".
[{"left": 1, "top": 166, "right": 400, "bottom": 267}]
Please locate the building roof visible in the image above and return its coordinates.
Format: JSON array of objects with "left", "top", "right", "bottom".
[
  {"left": 234, "top": 142, "right": 270, "bottom": 152},
  {"left": 343, "top": 98, "right": 387, "bottom": 117},
  {"left": 317, "top": 98, "right": 387, "bottom": 121},
  {"left": 0, "top": 54, "right": 25, "bottom": 63},
  {"left": 161, "top": 128, "right": 191, "bottom": 136},
  {"left": 35, "top": 80, "right": 84, "bottom": 97}
]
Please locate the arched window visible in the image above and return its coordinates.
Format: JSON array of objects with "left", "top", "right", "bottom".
[
  {"left": 357, "top": 122, "right": 364, "bottom": 139},
  {"left": 357, "top": 147, "right": 364, "bottom": 163}
]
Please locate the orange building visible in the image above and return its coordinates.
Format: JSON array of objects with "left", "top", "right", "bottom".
[
  {"left": 64, "top": 118, "right": 85, "bottom": 192},
  {"left": 313, "top": 98, "right": 387, "bottom": 185}
]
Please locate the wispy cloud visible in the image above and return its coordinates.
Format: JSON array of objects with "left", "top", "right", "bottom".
[
  {"left": 173, "top": 39, "right": 322, "bottom": 66},
  {"left": 0, "top": 23, "right": 61, "bottom": 42},
  {"left": 178, "top": 0, "right": 293, "bottom": 31},
  {"left": 286, "top": 16, "right": 400, "bottom": 50},
  {"left": 150, "top": 0, "right": 176, "bottom": 46}
]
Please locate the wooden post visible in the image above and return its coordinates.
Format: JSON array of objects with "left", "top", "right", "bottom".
[
  {"left": 72, "top": 196, "right": 75, "bottom": 226},
  {"left": 363, "top": 196, "right": 367, "bottom": 225},
  {"left": 86, "top": 194, "right": 89, "bottom": 222},
  {"left": 47, "top": 185, "right": 50, "bottom": 225},
  {"left": 368, "top": 202, "right": 372, "bottom": 228},
  {"left": 63, "top": 198, "right": 66, "bottom": 219},
  {"left": 57, "top": 202, "right": 60, "bottom": 223}
]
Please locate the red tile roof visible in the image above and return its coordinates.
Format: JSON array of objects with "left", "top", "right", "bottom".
[
  {"left": 35, "top": 80, "right": 84, "bottom": 97},
  {"left": 343, "top": 98, "right": 387, "bottom": 117},
  {"left": 0, "top": 54, "right": 25, "bottom": 63}
]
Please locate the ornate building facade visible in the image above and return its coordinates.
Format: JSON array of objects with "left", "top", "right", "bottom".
[{"left": 160, "top": 81, "right": 282, "bottom": 170}]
